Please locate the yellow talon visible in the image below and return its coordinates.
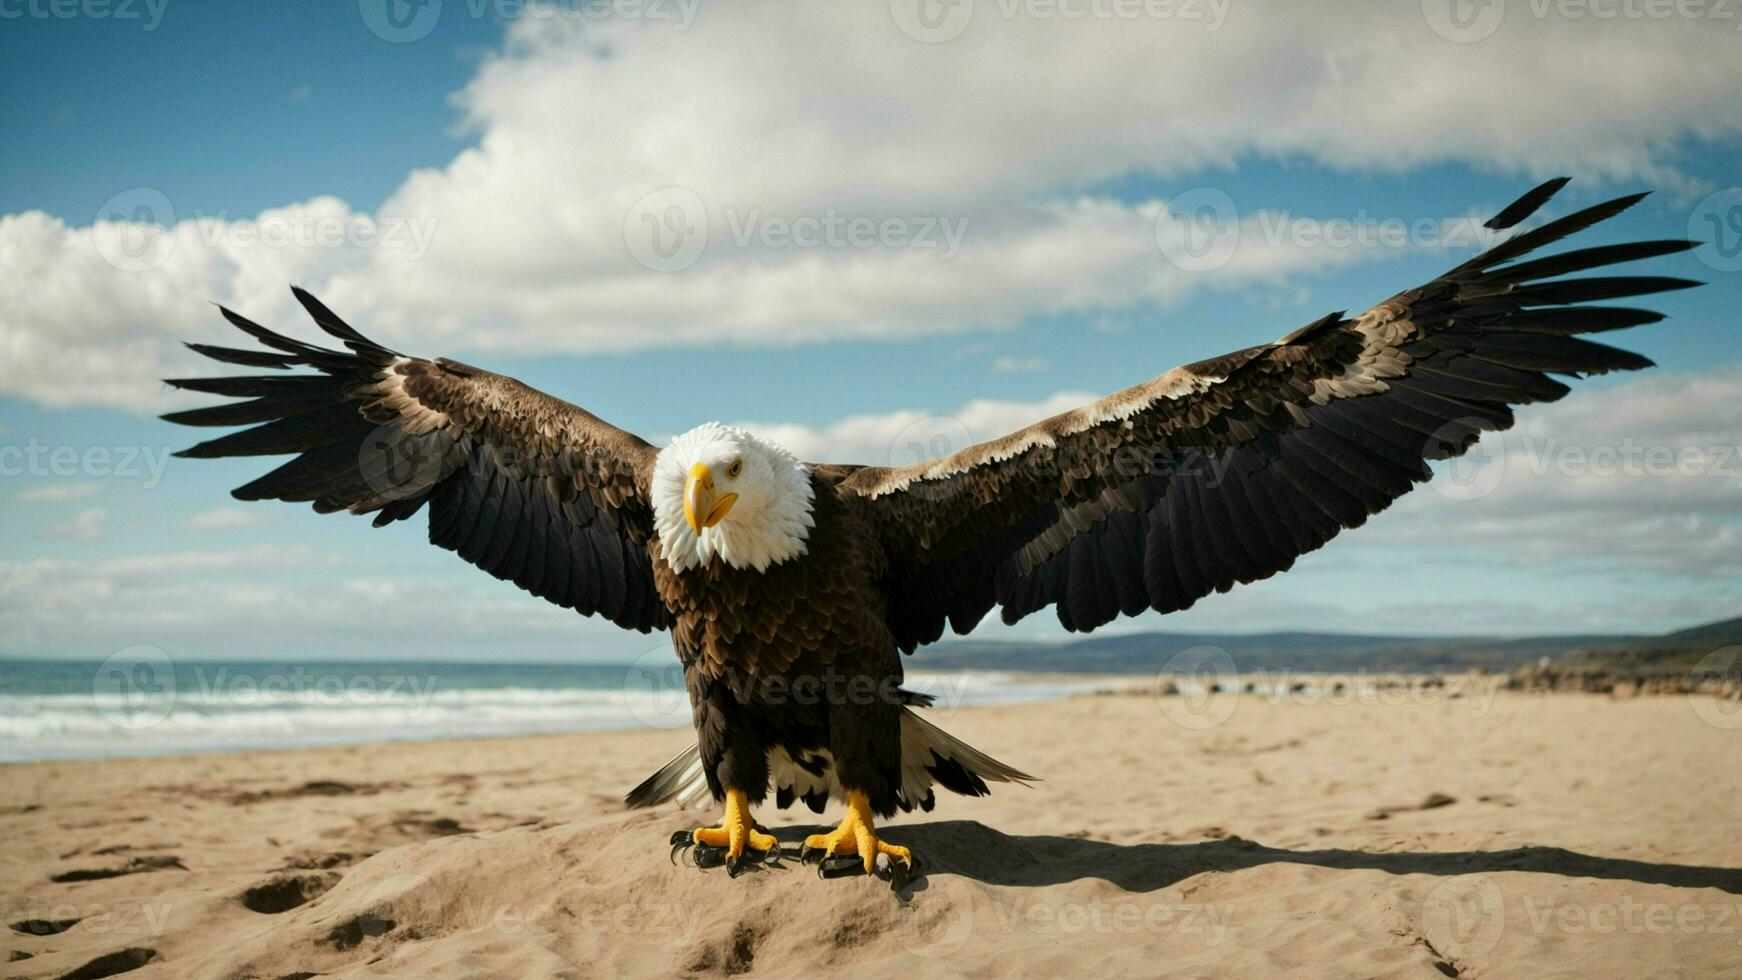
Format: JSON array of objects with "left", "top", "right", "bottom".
[
  {"left": 803, "top": 791, "right": 912, "bottom": 875},
  {"left": 689, "top": 788, "right": 777, "bottom": 859}
]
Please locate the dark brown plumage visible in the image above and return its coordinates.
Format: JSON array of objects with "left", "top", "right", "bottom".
[{"left": 165, "top": 180, "right": 1696, "bottom": 870}]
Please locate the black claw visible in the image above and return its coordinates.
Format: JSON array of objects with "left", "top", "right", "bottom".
[
  {"left": 818, "top": 854, "right": 866, "bottom": 879},
  {"left": 692, "top": 843, "right": 727, "bottom": 869},
  {"left": 668, "top": 830, "right": 695, "bottom": 866},
  {"left": 875, "top": 853, "right": 917, "bottom": 891}
]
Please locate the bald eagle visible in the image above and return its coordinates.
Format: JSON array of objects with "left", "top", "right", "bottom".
[{"left": 166, "top": 180, "right": 1695, "bottom": 880}]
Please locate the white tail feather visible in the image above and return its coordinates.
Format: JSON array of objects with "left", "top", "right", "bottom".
[{"left": 623, "top": 708, "right": 1034, "bottom": 812}]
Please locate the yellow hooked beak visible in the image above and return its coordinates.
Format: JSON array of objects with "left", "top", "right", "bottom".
[{"left": 684, "top": 462, "right": 738, "bottom": 535}]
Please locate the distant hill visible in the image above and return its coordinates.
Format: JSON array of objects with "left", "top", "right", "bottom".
[
  {"left": 1556, "top": 616, "right": 1742, "bottom": 672},
  {"left": 920, "top": 616, "right": 1742, "bottom": 675}
]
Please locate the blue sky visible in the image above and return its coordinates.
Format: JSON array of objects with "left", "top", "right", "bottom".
[{"left": 2, "top": 1, "right": 1739, "bottom": 662}]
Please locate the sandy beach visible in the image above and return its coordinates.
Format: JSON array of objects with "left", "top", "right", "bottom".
[{"left": 3, "top": 687, "right": 1739, "bottom": 979}]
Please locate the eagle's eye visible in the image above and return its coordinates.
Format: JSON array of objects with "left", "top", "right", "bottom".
[{"left": 727, "top": 459, "right": 743, "bottom": 479}]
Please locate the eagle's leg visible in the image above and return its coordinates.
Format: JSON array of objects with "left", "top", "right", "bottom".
[
  {"left": 672, "top": 671, "right": 781, "bottom": 875},
  {"left": 800, "top": 790, "right": 912, "bottom": 876},
  {"left": 681, "top": 788, "right": 778, "bottom": 872},
  {"left": 800, "top": 669, "right": 913, "bottom": 882}
]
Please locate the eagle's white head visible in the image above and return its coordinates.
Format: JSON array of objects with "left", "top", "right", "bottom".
[{"left": 652, "top": 423, "right": 815, "bottom": 573}]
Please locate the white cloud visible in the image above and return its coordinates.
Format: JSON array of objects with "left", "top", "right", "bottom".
[
  {"left": 4, "top": 3, "right": 1738, "bottom": 412},
  {"left": 16, "top": 483, "right": 101, "bottom": 504},
  {"left": 735, "top": 390, "right": 1095, "bottom": 465},
  {"left": 182, "top": 507, "right": 269, "bottom": 532},
  {"left": 34, "top": 506, "right": 109, "bottom": 542},
  {"left": 1362, "top": 370, "right": 1742, "bottom": 577}
]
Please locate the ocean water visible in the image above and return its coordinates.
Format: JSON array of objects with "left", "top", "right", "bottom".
[{"left": 0, "top": 658, "right": 1111, "bottom": 763}]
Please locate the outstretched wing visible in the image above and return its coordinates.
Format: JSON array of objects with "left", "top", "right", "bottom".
[
  {"left": 165, "top": 289, "right": 669, "bottom": 633},
  {"left": 840, "top": 180, "right": 1699, "bottom": 651}
]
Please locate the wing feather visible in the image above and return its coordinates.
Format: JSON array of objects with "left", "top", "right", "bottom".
[
  {"left": 840, "top": 180, "right": 1698, "bottom": 647},
  {"left": 166, "top": 290, "right": 667, "bottom": 633}
]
